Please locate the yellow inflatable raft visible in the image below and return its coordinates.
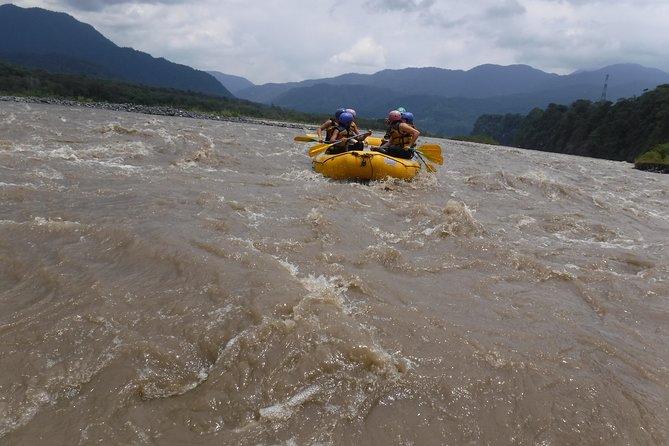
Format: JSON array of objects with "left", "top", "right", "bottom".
[{"left": 312, "top": 150, "right": 420, "bottom": 181}]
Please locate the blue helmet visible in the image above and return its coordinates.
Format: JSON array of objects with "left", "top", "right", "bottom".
[
  {"left": 334, "top": 108, "right": 346, "bottom": 120},
  {"left": 339, "top": 112, "right": 354, "bottom": 126},
  {"left": 401, "top": 112, "right": 414, "bottom": 124},
  {"left": 397, "top": 107, "right": 406, "bottom": 113}
]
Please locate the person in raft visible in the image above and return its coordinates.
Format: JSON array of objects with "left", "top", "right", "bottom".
[
  {"left": 380, "top": 106, "right": 408, "bottom": 145},
  {"left": 316, "top": 108, "right": 346, "bottom": 143},
  {"left": 325, "top": 112, "right": 371, "bottom": 154},
  {"left": 373, "top": 110, "right": 420, "bottom": 159}
]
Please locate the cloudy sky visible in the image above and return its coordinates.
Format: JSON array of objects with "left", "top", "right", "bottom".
[{"left": 10, "top": 0, "right": 669, "bottom": 85}]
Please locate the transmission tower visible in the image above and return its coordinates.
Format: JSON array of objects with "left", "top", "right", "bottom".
[{"left": 600, "top": 74, "right": 609, "bottom": 102}]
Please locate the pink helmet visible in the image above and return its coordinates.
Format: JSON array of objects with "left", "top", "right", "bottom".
[
  {"left": 345, "top": 108, "right": 356, "bottom": 118},
  {"left": 387, "top": 110, "right": 401, "bottom": 123}
]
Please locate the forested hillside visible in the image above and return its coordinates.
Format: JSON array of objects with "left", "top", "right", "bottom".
[
  {"left": 471, "top": 84, "right": 669, "bottom": 163},
  {"left": 0, "top": 4, "right": 232, "bottom": 97}
]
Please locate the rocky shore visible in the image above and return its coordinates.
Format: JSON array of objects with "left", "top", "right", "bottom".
[
  {"left": 634, "top": 162, "right": 669, "bottom": 174},
  {"left": 0, "top": 95, "right": 314, "bottom": 131}
]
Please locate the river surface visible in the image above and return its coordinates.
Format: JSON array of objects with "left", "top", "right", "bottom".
[{"left": 1, "top": 101, "right": 668, "bottom": 445}]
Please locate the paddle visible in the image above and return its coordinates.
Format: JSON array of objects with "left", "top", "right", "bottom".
[
  {"left": 308, "top": 132, "right": 371, "bottom": 157},
  {"left": 415, "top": 144, "right": 443, "bottom": 165},
  {"left": 370, "top": 144, "right": 442, "bottom": 166},
  {"left": 414, "top": 151, "right": 437, "bottom": 173},
  {"left": 294, "top": 135, "right": 320, "bottom": 142},
  {"left": 294, "top": 133, "right": 326, "bottom": 143},
  {"left": 366, "top": 137, "right": 442, "bottom": 165},
  {"left": 367, "top": 144, "right": 437, "bottom": 172}
]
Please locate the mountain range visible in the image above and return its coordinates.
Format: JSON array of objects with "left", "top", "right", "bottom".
[
  {"left": 230, "top": 64, "right": 669, "bottom": 135},
  {"left": 2, "top": 4, "right": 669, "bottom": 136}
]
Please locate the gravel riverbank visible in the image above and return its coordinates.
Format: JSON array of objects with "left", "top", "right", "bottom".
[{"left": 0, "top": 95, "right": 314, "bottom": 131}]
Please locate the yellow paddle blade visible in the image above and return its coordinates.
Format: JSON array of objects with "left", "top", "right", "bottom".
[
  {"left": 418, "top": 152, "right": 443, "bottom": 166},
  {"left": 294, "top": 135, "right": 319, "bottom": 142},
  {"left": 366, "top": 136, "right": 383, "bottom": 147},
  {"left": 416, "top": 144, "right": 443, "bottom": 165},
  {"left": 308, "top": 142, "right": 332, "bottom": 157}
]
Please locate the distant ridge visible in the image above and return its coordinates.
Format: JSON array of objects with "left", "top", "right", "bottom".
[
  {"left": 207, "top": 71, "right": 255, "bottom": 94},
  {"left": 0, "top": 4, "right": 233, "bottom": 98},
  {"left": 235, "top": 63, "right": 669, "bottom": 135},
  {"left": 237, "top": 63, "right": 669, "bottom": 105}
]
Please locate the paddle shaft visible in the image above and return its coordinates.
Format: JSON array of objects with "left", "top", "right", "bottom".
[{"left": 309, "top": 132, "right": 370, "bottom": 157}]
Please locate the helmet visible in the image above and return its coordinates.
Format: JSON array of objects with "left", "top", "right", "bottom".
[
  {"left": 339, "top": 112, "right": 354, "bottom": 125},
  {"left": 334, "top": 108, "right": 346, "bottom": 119},
  {"left": 387, "top": 110, "right": 401, "bottom": 123},
  {"left": 397, "top": 107, "right": 406, "bottom": 113},
  {"left": 401, "top": 112, "right": 414, "bottom": 123},
  {"left": 345, "top": 108, "right": 356, "bottom": 118}
]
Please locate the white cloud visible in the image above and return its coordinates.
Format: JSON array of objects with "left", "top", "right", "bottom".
[
  {"left": 364, "top": 0, "right": 435, "bottom": 12},
  {"left": 329, "top": 37, "right": 386, "bottom": 69}
]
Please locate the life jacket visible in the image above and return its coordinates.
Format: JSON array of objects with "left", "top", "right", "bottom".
[
  {"left": 333, "top": 124, "right": 355, "bottom": 147},
  {"left": 332, "top": 120, "right": 357, "bottom": 140},
  {"left": 387, "top": 121, "right": 416, "bottom": 148},
  {"left": 324, "top": 118, "right": 338, "bottom": 142}
]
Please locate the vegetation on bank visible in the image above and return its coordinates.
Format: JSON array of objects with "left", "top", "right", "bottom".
[
  {"left": 635, "top": 142, "right": 669, "bottom": 173},
  {"left": 471, "top": 84, "right": 669, "bottom": 169},
  {"left": 0, "top": 62, "right": 385, "bottom": 130}
]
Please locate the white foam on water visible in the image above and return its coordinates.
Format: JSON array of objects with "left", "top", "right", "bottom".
[
  {"left": 1, "top": 112, "right": 17, "bottom": 124},
  {"left": 31, "top": 216, "right": 83, "bottom": 228},
  {"left": 274, "top": 256, "right": 353, "bottom": 313},
  {"left": 553, "top": 232, "right": 641, "bottom": 250},
  {"left": 0, "top": 181, "right": 35, "bottom": 188},
  {"left": 0, "top": 390, "right": 52, "bottom": 437},
  {"left": 258, "top": 385, "right": 322, "bottom": 421},
  {"left": 517, "top": 216, "right": 537, "bottom": 228},
  {"left": 33, "top": 166, "right": 64, "bottom": 180},
  {"left": 48, "top": 145, "right": 80, "bottom": 161}
]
